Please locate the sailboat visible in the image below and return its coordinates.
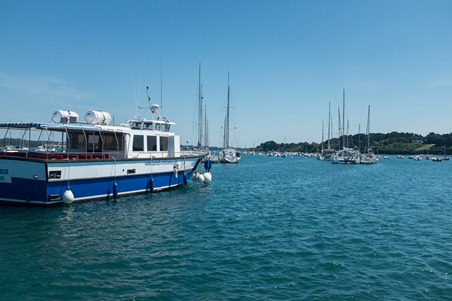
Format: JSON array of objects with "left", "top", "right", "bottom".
[
  {"left": 331, "top": 89, "right": 362, "bottom": 164},
  {"left": 195, "top": 63, "right": 216, "bottom": 163},
  {"left": 219, "top": 73, "right": 241, "bottom": 164},
  {"left": 196, "top": 63, "right": 204, "bottom": 149},
  {"left": 319, "top": 101, "right": 335, "bottom": 161},
  {"left": 360, "top": 105, "right": 378, "bottom": 164}
]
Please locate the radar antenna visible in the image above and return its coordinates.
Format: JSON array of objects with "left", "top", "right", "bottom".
[{"left": 138, "top": 86, "right": 159, "bottom": 118}]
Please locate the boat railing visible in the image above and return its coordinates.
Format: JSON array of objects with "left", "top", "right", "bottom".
[
  {"left": 179, "top": 150, "right": 207, "bottom": 157},
  {"left": 0, "top": 150, "right": 119, "bottom": 161},
  {"left": 0, "top": 150, "right": 204, "bottom": 160}
]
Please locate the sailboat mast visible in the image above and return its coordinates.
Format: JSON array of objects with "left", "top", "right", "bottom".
[
  {"left": 346, "top": 119, "right": 349, "bottom": 148},
  {"left": 358, "top": 124, "right": 361, "bottom": 152},
  {"left": 338, "top": 107, "right": 341, "bottom": 149},
  {"left": 330, "top": 115, "right": 334, "bottom": 150},
  {"left": 204, "top": 104, "right": 208, "bottom": 148},
  {"left": 342, "top": 89, "right": 346, "bottom": 149},
  {"left": 366, "top": 105, "right": 371, "bottom": 153},
  {"left": 327, "top": 101, "right": 331, "bottom": 149},
  {"left": 225, "top": 73, "right": 231, "bottom": 149},
  {"left": 197, "top": 63, "right": 203, "bottom": 148}
]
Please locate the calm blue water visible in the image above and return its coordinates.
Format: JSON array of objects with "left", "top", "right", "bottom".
[{"left": 1, "top": 156, "right": 451, "bottom": 300}]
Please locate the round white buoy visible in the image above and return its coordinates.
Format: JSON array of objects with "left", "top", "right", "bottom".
[
  {"left": 203, "top": 172, "right": 212, "bottom": 184},
  {"left": 62, "top": 189, "right": 74, "bottom": 204}
]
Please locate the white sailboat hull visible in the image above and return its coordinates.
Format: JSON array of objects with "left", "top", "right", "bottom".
[{"left": 219, "top": 148, "right": 241, "bottom": 164}]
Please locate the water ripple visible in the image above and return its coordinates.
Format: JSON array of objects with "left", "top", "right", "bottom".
[{"left": 0, "top": 157, "right": 451, "bottom": 300}]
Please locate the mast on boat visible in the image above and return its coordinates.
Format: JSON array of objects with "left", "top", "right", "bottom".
[
  {"left": 327, "top": 101, "right": 331, "bottom": 149},
  {"left": 337, "top": 107, "right": 341, "bottom": 150},
  {"left": 342, "top": 89, "right": 346, "bottom": 149},
  {"left": 204, "top": 104, "right": 208, "bottom": 148},
  {"left": 366, "top": 105, "right": 371, "bottom": 153},
  {"left": 330, "top": 113, "right": 334, "bottom": 150},
  {"left": 197, "top": 63, "right": 203, "bottom": 148},
  {"left": 358, "top": 124, "right": 361, "bottom": 152},
  {"left": 224, "top": 73, "right": 231, "bottom": 149}
]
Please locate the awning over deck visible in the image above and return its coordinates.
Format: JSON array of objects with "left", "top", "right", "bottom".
[{"left": 0, "top": 122, "right": 102, "bottom": 132}]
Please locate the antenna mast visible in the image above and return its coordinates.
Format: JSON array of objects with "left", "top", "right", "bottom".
[{"left": 138, "top": 86, "right": 159, "bottom": 118}]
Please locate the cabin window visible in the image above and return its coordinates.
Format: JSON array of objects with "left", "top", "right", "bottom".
[
  {"left": 160, "top": 136, "right": 168, "bottom": 151},
  {"left": 133, "top": 135, "right": 144, "bottom": 151},
  {"left": 162, "top": 124, "right": 171, "bottom": 132},
  {"left": 68, "top": 133, "right": 85, "bottom": 150},
  {"left": 147, "top": 136, "right": 157, "bottom": 151},
  {"left": 88, "top": 134, "right": 101, "bottom": 152},
  {"left": 103, "top": 133, "right": 123, "bottom": 151},
  {"left": 155, "top": 123, "right": 161, "bottom": 131},
  {"left": 144, "top": 123, "right": 153, "bottom": 130}
]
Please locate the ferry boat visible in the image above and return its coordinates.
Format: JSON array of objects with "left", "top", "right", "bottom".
[{"left": 0, "top": 103, "right": 207, "bottom": 206}]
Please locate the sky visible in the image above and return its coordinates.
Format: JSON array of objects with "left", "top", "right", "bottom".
[{"left": 1, "top": 0, "right": 452, "bottom": 148}]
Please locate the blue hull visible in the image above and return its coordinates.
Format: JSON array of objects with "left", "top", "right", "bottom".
[{"left": 0, "top": 170, "right": 195, "bottom": 206}]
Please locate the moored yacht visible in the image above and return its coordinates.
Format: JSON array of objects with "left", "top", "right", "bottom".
[{"left": 219, "top": 73, "right": 240, "bottom": 164}]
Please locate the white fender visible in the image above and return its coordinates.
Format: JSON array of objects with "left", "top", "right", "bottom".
[
  {"left": 203, "top": 172, "right": 212, "bottom": 184},
  {"left": 195, "top": 172, "right": 205, "bottom": 183},
  {"left": 62, "top": 188, "right": 74, "bottom": 204}
]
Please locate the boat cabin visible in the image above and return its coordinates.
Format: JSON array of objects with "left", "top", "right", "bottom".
[{"left": 0, "top": 109, "right": 181, "bottom": 161}]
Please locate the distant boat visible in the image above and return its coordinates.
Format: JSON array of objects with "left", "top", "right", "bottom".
[
  {"left": 219, "top": 73, "right": 241, "bottom": 164},
  {"left": 441, "top": 146, "right": 449, "bottom": 160},
  {"left": 330, "top": 93, "right": 377, "bottom": 164},
  {"left": 331, "top": 147, "right": 362, "bottom": 164},
  {"left": 331, "top": 90, "right": 362, "bottom": 164},
  {"left": 360, "top": 105, "right": 378, "bottom": 164},
  {"left": 319, "top": 149, "right": 335, "bottom": 161},
  {"left": 319, "top": 101, "right": 335, "bottom": 161}
]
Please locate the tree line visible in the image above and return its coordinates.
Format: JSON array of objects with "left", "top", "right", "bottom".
[{"left": 253, "top": 132, "right": 452, "bottom": 155}]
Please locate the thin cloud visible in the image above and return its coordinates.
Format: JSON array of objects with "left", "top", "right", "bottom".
[
  {"left": 0, "top": 73, "right": 91, "bottom": 101},
  {"left": 428, "top": 77, "right": 452, "bottom": 88}
]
